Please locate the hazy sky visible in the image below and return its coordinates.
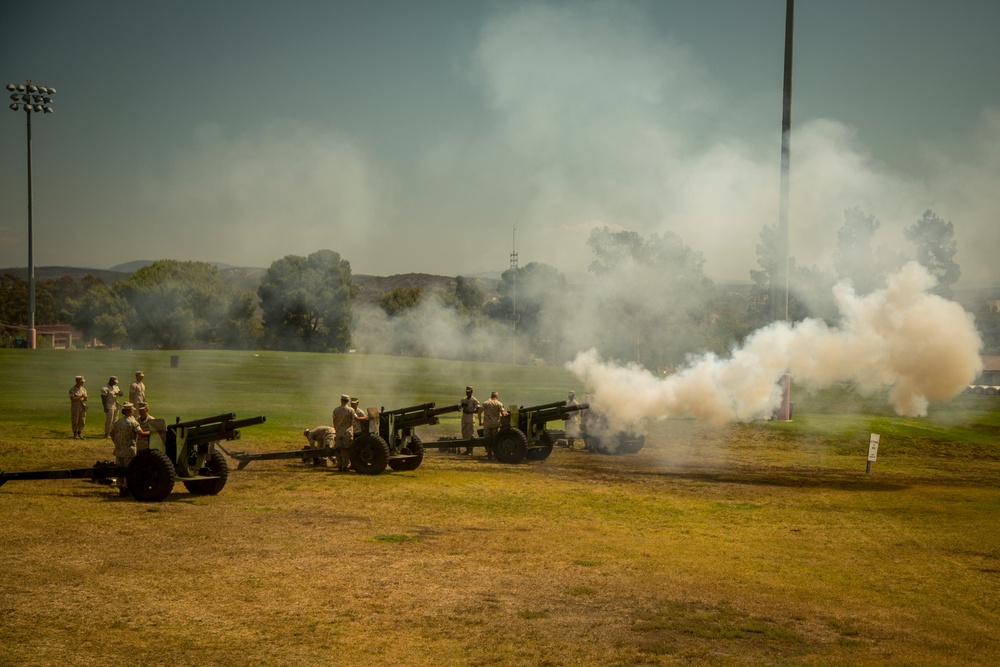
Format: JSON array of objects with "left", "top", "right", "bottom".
[{"left": 2, "top": 0, "right": 999, "bottom": 284}]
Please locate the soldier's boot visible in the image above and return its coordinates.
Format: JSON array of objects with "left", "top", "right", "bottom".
[
  {"left": 568, "top": 438, "right": 576, "bottom": 449},
  {"left": 465, "top": 447, "right": 473, "bottom": 456},
  {"left": 485, "top": 446, "right": 493, "bottom": 460},
  {"left": 118, "top": 485, "right": 129, "bottom": 498}
]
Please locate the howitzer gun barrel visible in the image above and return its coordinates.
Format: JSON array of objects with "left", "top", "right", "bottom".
[
  {"left": 522, "top": 402, "right": 590, "bottom": 425},
  {"left": 383, "top": 403, "right": 462, "bottom": 430},
  {"left": 169, "top": 414, "right": 267, "bottom": 445},
  {"left": 382, "top": 402, "right": 436, "bottom": 416},
  {"left": 522, "top": 400, "right": 568, "bottom": 412},
  {"left": 170, "top": 412, "right": 237, "bottom": 429}
]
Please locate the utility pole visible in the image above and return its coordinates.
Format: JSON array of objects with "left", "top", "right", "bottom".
[
  {"left": 772, "top": 0, "right": 794, "bottom": 323},
  {"left": 510, "top": 224, "right": 518, "bottom": 362}
]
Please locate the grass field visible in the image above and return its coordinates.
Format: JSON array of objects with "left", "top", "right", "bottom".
[{"left": 1, "top": 349, "right": 999, "bottom": 666}]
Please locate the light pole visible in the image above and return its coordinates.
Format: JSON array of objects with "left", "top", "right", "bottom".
[{"left": 7, "top": 79, "right": 56, "bottom": 350}]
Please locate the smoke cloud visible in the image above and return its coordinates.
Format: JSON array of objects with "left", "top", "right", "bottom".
[{"left": 567, "top": 262, "right": 983, "bottom": 429}]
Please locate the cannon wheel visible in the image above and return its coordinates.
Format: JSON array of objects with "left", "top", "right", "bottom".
[
  {"left": 350, "top": 433, "right": 390, "bottom": 475},
  {"left": 493, "top": 428, "right": 529, "bottom": 464},
  {"left": 525, "top": 430, "right": 554, "bottom": 461},
  {"left": 182, "top": 449, "right": 229, "bottom": 495},
  {"left": 126, "top": 449, "right": 177, "bottom": 502},
  {"left": 388, "top": 435, "right": 424, "bottom": 472}
]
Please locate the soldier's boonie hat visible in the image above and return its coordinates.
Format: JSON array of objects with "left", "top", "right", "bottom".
[
  {"left": 135, "top": 371, "right": 144, "bottom": 377},
  {"left": 122, "top": 402, "right": 134, "bottom": 410},
  {"left": 568, "top": 390, "right": 575, "bottom": 397},
  {"left": 136, "top": 402, "right": 148, "bottom": 409},
  {"left": 466, "top": 386, "right": 473, "bottom": 392},
  {"left": 341, "top": 394, "right": 350, "bottom": 401},
  {"left": 491, "top": 391, "right": 499, "bottom": 398},
  {"left": 350, "top": 398, "right": 359, "bottom": 404},
  {"left": 76, "top": 375, "right": 85, "bottom": 382},
  {"left": 109, "top": 376, "right": 118, "bottom": 383}
]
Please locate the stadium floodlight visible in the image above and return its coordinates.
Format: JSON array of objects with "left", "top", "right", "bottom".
[{"left": 6, "top": 79, "right": 56, "bottom": 350}]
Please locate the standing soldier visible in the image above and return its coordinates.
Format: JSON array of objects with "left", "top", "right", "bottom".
[
  {"left": 100, "top": 376, "right": 122, "bottom": 439},
  {"left": 69, "top": 375, "right": 88, "bottom": 439},
  {"left": 481, "top": 391, "right": 508, "bottom": 461},
  {"left": 110, "top": 403, "right": 148, "bottom": 497},
  {"left": 129, "top": 371, "right": 146, "bottom": 407},
  {"left": 565, "top": 390, "right": 581, "bottom": 449},
  {"left": 350, "top": 397, "right": 369, "bottom": 437},
  {"left": 460, "top": 386, "right": 482, "bottom": 455},
  {"left": 332, "top": 394, "right": 355, "bottom": 472},
  {"left": 135, "top": 402, "right": 156, "bottom": 451}
]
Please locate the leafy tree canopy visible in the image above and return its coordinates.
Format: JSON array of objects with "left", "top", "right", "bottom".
[{"left": 258, "top": 249, "right": 354, "bottom": 352}]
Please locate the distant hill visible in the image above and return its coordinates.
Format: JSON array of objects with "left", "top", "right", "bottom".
[
  {"left": 0, "top": 265, "right": 500, "bottom": 304},
  {"left": 0, "top": 266, "right": 131, "bottom": 284}
]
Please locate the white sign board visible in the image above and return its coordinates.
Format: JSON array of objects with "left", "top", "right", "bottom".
[{"left": 867, "top": 433, "right": 880, "bottom": 462}]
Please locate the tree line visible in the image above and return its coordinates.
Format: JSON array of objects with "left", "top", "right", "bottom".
[{"left": 2, "top": 208, "right": 997, "bottom": 361}]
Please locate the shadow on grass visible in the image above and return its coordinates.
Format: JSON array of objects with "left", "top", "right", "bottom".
[{"left": 632, "top": 468, "right": 910, "bottom": 492}]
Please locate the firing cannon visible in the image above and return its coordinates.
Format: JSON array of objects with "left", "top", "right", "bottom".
[
  {"left": 433, "top": 399, "right": 589, "bottom": 464},
  {"left": 222, "top": 402, "right": 461, "bottom": 475},
  {"left": 0, "top": 412, "right": 266, "bottom": 502},
  {"left": 549, "top": 407, "right": 646, "bottom": 455}
]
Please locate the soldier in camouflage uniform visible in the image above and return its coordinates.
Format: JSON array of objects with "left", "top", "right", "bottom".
[
  {"left": 110, "top": 403, "right": 148, "bottom": 497},
  {"left": 460, "top": 386, "right": 482, "bottom": 455},
  {"left": 332, "top": 394, "right": 354, "bottom": 471},
  {"left": 565, "top": 391, "right": 581, "bottom": 449},
  {"left": 100, "top": 376, "right": 122, "bottom": 439},
  {"left": 350, "top": 398, "right": 369, "bottom": 437},
  {"left": 129, "top": 371, "right": 146, "bottom": 407},
  {"left": 480, "top": 391, "right": 508, "bottom": 460},
  {"left": 69, "top": 375, "right": 88, "bottom": 439},
  {"left": 135, "top": 402, "right": 156, "bottom": 451},
  {"left": 303, "top": 425, "right": 335, "bottom": 467}
]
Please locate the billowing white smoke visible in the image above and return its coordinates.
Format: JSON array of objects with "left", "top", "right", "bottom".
[{"left": 567, "top": 262, "right": 983, "bottom": 429}]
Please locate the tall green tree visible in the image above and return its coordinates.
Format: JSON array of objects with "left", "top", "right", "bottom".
[
  {"left": 454, "top": 276, "right": 483, "bottom": 314},
  {"left": 904, "top": 209, "right": 961, "bottom": 297},
  {"left": 65, "top": 283, "right": 133, "bottom": 348},
  {"left": 258, "top": 249, "right": 354, "bottom": 352},
  {"left": 380, "top": 287, "right": 423, "bottom": 317}
]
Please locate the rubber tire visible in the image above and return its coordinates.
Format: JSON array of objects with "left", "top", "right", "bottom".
[
  {"left": 525, "top": 430, "right": 554, "bottom": 461},
  {"left": 182, "top": 449, "right": 229, "bottom": 496},
  {"left": 586, "top": 434, "right": 609, "bottom": 455},
  {"left": 350, "top": 433, "right": 390, "bottom": 475},
  {"left": 493, "top": 428, "right": 529, "bottom": 464},
  {"left": 388, "top": 435, "right": 424, "bottom": 471},
  {"left": 619, "top": 434, "right": 646, "bottom": 455},
  {"left": 126, "top": 449, "right": 177, "bottom": 502}
]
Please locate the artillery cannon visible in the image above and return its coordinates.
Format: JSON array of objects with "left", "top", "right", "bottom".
[
  {"left": 548, "top": 407, "right": 646, "bottom": 455},
  {"left": 0, "top": 412, "right": 266, "bottom": 502},
  {"left": 506, "top": 399, "right": 590, "bottom": 462},
  {"left": 222, "top": 402, "right": 460, "bottom": 475},
  {"left": 433, "top": 399, "right": 589, "bottom": 464}
]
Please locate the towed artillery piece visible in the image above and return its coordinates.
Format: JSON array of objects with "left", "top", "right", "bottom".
[
  {"left": 0, "top": 412, "right": 266, "bottom": 502},
  {"left": 548, "top": 408, "right": 646, "bottom": 455},
  {"left": 434, "top": 399, "right": 590, "bottom": 464},
  {"left": 222, "top": 402, "right": 461, "bottom": 475}
]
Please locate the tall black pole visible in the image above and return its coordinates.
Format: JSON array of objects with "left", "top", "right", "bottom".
[{"left": 772, "top": 0, "right": 794, "bottom": 323}]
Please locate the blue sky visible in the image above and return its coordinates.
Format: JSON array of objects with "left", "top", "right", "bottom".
[{"left": 2, "top": 0, "right": 999, "bottom": 284}]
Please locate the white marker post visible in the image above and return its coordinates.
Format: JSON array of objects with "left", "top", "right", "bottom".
[{"left": 866, "top": 433, "right": 880, "bottom": 475}]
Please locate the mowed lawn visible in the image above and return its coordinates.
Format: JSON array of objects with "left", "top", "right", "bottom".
[{"left": 1, "top": 349, "right": 999, "bottom": 666}]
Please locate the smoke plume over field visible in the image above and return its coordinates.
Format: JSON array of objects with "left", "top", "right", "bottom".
[{"left": 568, "top": 262, "right": 983, "bottom": 431}]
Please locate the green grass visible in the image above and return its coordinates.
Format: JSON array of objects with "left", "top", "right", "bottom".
[{"left": 1, "top": 349, "right": 999, "bottom": 666}]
